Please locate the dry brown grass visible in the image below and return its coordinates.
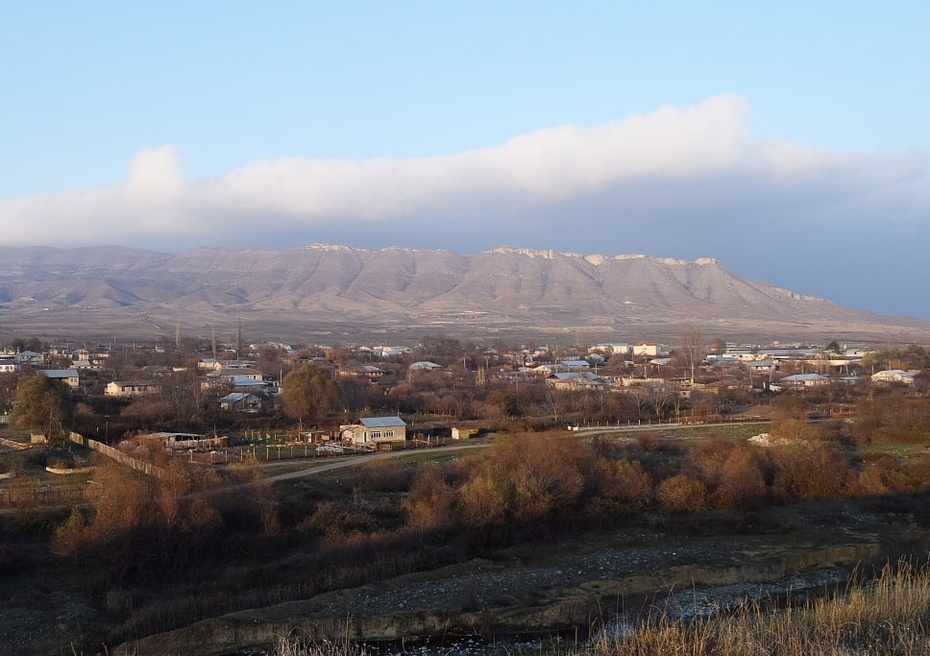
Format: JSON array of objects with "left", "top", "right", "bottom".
[
  {"left": 589, "top": 559, "right": 930, "bottom": 656},
  {"left": 267, "top": 560, "right": 930, "bottom": 656},
  {"left": 273, "top": 636, "right": 369, "bottom": 656}
]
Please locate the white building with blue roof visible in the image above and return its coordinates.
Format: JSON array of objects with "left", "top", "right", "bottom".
[{"left": 339, "top": 416, "right": 407, "bottom": 446}]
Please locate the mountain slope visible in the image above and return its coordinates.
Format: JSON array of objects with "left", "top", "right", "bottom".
[{"left": 0, "top": 243, "right": 925, "bottom": 341}]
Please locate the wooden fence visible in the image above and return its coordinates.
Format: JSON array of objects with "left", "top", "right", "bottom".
[
  {"left": 0, "top": 484, "right": 85, "bottom": 507},
  {"left": 69, "top": 432, "right": 166, "bottom": 478}
]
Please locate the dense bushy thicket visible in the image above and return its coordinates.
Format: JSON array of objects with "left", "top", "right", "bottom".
[
  {"left": 853, "top": 393, "right": 930, "bottom": 443},
  {"left": 395, "top": 427, "right": 930, "bottom": 539},
  {"left": 401, "top": 432, "right": 656, "bottom": 539},
  {"left": 53, "top": 457, "right": 278, "bottom": 586}
]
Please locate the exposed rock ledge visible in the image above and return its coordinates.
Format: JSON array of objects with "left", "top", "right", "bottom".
[{"left": 115, "top": 539, "right": 881, "bottom": 656}]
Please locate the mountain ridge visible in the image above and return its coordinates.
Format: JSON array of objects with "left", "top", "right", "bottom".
[{"left": 0, "top": 243, "right": 926, "bottom": 342}]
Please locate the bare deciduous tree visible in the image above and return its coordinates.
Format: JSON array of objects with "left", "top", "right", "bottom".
[{"left": 677, "top": 327, "right": 707, "bottom": 385}]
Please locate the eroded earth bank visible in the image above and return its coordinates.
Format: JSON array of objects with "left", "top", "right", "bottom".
[{"left": 116, "top": 498, "right": 926, "bottom": 656}]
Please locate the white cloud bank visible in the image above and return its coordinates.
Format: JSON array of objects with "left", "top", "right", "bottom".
[{"left": 2, "top": 93, "right": 927, "bottom": 251}]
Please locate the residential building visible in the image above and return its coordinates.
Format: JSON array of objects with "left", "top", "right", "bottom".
[
  {"left": 37, "top": 369, "right": 80, "bottom": 388},
  {"left": 633, "top": 343, "right": 666, "bottom": 357},
  {"left": 409, "top": 361, "right": 443, "bottom": 371},
  {"left": 547, "top": 371, "right": 603, "bottom": 390},
  {"left": 772, "top": 373, "right": 830, "bottom": 390},
  {"left": 590, "top": 343, "right": 631, "bottom": 356},
  {"left": 220, "top": 392, "right": 263, "bottom": 411},
  {"left": 871, "top": 370, "right": 918, "bottom": 385},
  {"left": 105, "top": 380, "right": 160, "bottom": 397},
  {"left": 340, "top": 416, "right": 407, "bottom": 447}
]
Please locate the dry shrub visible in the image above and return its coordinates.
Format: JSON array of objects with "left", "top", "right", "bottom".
[
  {"left": 351, "top": 462, "right": 412, "bottom": 493},
  {"left": 54, "top": 462, "right": 165, "bottom": 583},
  {"left": 854, "top": 394, "right": 930, "bottom": 443},
  {"left": 635, "top": 431, "right": 664, "bottom": 453},
  {"left": 714, "top": 446, "right": 769, "bottom": 511},
  {"left": 216, "top": 465, "right": 281, "bottom": 536},
  {"left": 857, "top": 453, "right": 917, "bottom": 496},
  {"left": 657, "top": 473, "right": 708, "bottom": 514},
  {"left": 53, "top": 459, "right": 275, "bottom": 585},
  {"left": 769, "top": 440, "right": 851, "bottom": 501},
  {"left": 485, "top": 432, "right": 586, "bottom": 523},
  {"left": 401, "top": 465, "right": 457, "bottom": 531},
  {"left": 456, "top": 472, "right": 508, "bottom": 527},
  {"left": 403, "top": 432, "right": 589, "bottom": 532},
  {"left": 687, "top": 436, "right": 736, "bottom": 490},
  {"left": 769, "top": 392, "right": 810, "bottom": 419},
  {"left": 769, "top": 417, "right": 826, "bottom": 442},
  {"left": 52, "top": 508, "right": 90, "bottom": 561},
  {"left": 587, "top": 457, "right": 652, "bottom": 515},
  {"left": 298, "top": 500, "right": 379, "bottom": 539},
  {"left": 908, "top": 453, "right": 930, "bottom": 487},
  {"left": 121, "top": 398, "right": 173, "bottom": 419}
]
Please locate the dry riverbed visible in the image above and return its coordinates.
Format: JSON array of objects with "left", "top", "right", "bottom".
[{"left": 115, "top": 498, "right": 917, "bottom": 656}]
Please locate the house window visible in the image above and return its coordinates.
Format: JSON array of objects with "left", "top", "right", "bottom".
[
  {"left": 384, "top": 429, "right": 394, "bottom": 438},
  {"left": 371, "top": 431, "right": 381, "bottom": 439}
]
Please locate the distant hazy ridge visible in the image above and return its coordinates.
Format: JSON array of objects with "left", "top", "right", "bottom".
[{"left": 0, "top": 243, "right": 925, "bottom": 341}]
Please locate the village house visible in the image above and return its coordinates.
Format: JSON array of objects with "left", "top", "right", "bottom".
[
  {"left": 105, "top": 380, "right": 161, "bottom": 397},
  {"left": 746, "top": 359, "right": 777, "bottom": 374},
  {"left": 37, "top": 369, "right": 80, "bottom": 388},
  {"left": 338, "top": 365, "right": 385, "bottom": 380},
  {"left": 372, "top": 346, "right": 410, "bottom": 359},
  {"left": 590, "top": 343, "right": 631, "bottom": 356},
  {"left": 408, "top": 361, "right": 443, "bottom": 371},
  {"left": 531, "top": 363, "right": 567, "bottom": 375},
  {"left": 547, "top": 371, "right": 603, "bottom": 390},
  {"left": 219, "top": 392, "right": 263, "bottom": 411},
  {"left": 203, "top": 366, "right": 274, "bottom": 392},
  {"left": 209, "top": 366, "right": 263, "bottom": 382},
  {"left": 340, "top": 416, "right": 407, "bottom": 448},
  {"left": 15, "top": 350, "right": 44, "bottom": 365},
  {"left": 771, "top": 373, "right": 830, "bottom": 391},
  {"left": 617, "top": 375, "right": 667, "bottom": 388},
  {"left": 0, "top": 360, "right": 19, "bottom": 373},
  {"left": 199, "top": 359, "right": 255, "bottom": 372},
  {"left": 871, "top": 369, "right": 918, "bottom": 385},
  {"left": 633, "top": 343, "right": 667, "bottom": 358}
]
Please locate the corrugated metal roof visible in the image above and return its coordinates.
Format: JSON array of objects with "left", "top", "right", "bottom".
[{"left": 359, "top": 416, "right": 406, "bottom": 427}]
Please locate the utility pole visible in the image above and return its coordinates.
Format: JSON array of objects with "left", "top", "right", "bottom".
[{"left": 236, "top": 317, "right": 243, "bottom": 361}]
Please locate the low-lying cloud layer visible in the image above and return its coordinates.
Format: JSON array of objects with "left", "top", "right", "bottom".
[{"left": 2, "top": 94, "right": 929, "bottom": 318}]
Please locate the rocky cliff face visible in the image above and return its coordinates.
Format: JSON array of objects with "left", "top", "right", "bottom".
[{"left": 0, "top": 243, "right": 925, "bottom": 341}]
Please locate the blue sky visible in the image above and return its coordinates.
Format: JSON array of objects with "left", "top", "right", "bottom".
[{"left": 2, "top": 2, "right": 929, "bottom": 319}]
